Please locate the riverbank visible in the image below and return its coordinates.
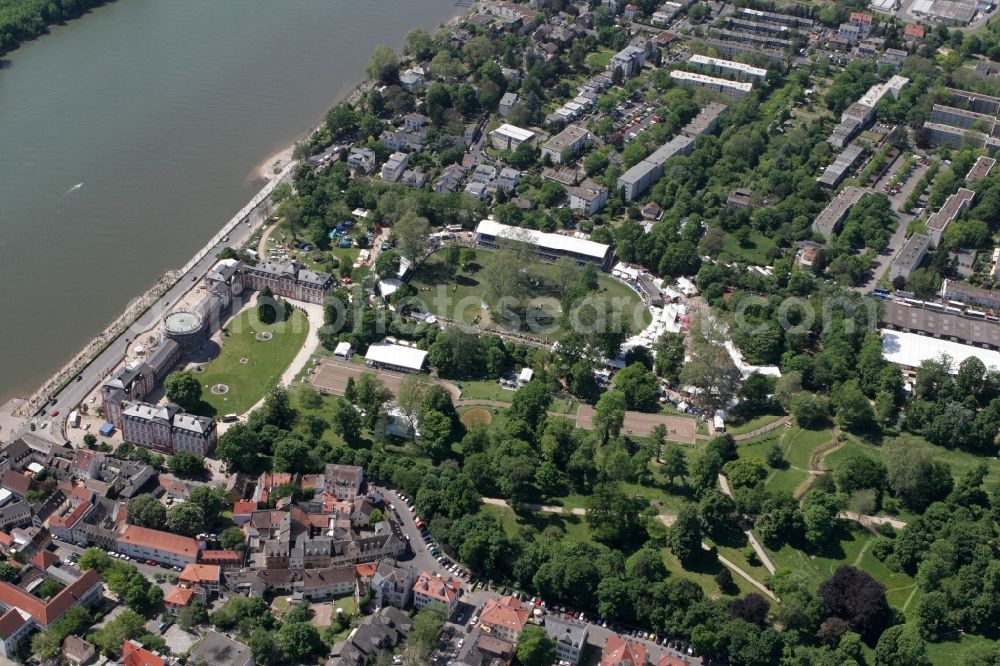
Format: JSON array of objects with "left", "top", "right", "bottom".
[{"left": 0, "top": 0, "right": 113, "bottom": 56}]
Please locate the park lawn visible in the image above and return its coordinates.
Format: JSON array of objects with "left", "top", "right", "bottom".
[
  {"left": 721, "top": 229, "right": 778, "bottom": 265},
  {"left": 661, "top": 548, "right": 761, "bottom": 600},
  {"left": 459, "top": 380, "right": 515, "bottom": 403},
  {"left": 724, "top": 413, "right": 785, "bottom": 436},
  {"left": 480, "top": 504, "right": 596, "bottom": 546},
  {"left": 926, "top": 633, "right": 1000, "bottom": 665},
  {"left": 409, "top": 248, "right": 651, "bottom": 338},
  {"left": 586, "top": 48, "right": 614, "bottom": 72},
  {"left": 196, "top": 308, "right": 309, "bottom": 415}
]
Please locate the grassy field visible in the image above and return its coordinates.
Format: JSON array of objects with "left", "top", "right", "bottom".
[
  {"left": 480, "top": 503, "right": 595, "bottom": 545},
  {"left": 721, "top": 229, "right": 778, "bottom": 265},
  {"left": 409, "top": 248, "right": 651, "bottom": 339},
  {"left": 586, "top": 48, "right": 614, "bottom": 72},
  {"left": 195, "top": 308, "right": 309, "bottom": 415},
  {"left": 724, "top": 413, "right": 786, "bottom": 436},
  {"left": 457, "top": 379, "right": 577, "bottom": 414}
]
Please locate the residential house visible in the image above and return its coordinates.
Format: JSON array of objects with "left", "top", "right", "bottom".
[
  {"left": 611, "top": 44, "right": 646, "bottom": 78},
  {"left": 412, "top": 571, "right": 462, "bottom": 616},
  {"left": 541, "top": 125, "right": 590, "bottom": 164},
  {"left": 499, "top": 92, "right": 520, "bottom": 117},
  {"left": 497, "top": 167, "right": 520, "bottom": 191},
  {"left": 543, "top": 616, "right": 589, "bottom": 665},
  {"left": 380, "top": 152, "right": 409, "bottom": 182},
  {"left": 600, "top": 635, "right": 648, "bottom": 666},
  {"left": 566, "top": 180, "right": 609, "bottom": 216},
  {"left": 479, "top": 594, "right": 529, "bottom": 643},
  {"left": 323, "top": 464, "right": 364, "bottom": 500},
  {"left": 328, "top": 607, "right": 412, "bottom": 666},
  {"left": 370, "top": 560, "right": 416, "bottom": 609},
  {"left": 400, "top": 168, "right": 427, "bottom": 188},
  {"left": 347, "top": 147, "right": 377, "bottom": 174},
  {"left": 123, "top": 639, "right": 174, "bottom": 666},
  {"left": 490, "top": 124, "right": 536, "bottom": 151},
  {"left": 433, "top": 164, "right": 466, "bottom": 193},
  {"left": 62, "top": 635, "right": 96, "bottom": 665}
]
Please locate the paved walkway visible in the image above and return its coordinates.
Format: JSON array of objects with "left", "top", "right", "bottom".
[
  {"left": 718, "top": 474, "right": 777, "bottom": 575},
  {"left": 838, "top": 511, "right": 908, "bottom": 535}
]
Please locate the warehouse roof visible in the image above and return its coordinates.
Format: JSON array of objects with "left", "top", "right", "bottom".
[{"left": 881, "top": 329, "right": 1000, "bottom": 372}]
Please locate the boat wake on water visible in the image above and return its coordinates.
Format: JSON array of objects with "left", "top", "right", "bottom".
[{"left": 63, "top": 182, "right": 83, "bottom": 196}]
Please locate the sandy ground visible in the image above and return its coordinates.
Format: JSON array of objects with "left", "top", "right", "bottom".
[{"left": 254, "top": 144, "right": 296, "bottom": 182}]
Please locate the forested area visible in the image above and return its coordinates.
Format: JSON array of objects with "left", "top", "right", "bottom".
[{"left": 0, "top": 0, "right": 109, "bottom": 55}]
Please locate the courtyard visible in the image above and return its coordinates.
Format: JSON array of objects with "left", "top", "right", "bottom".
[{"left": 193, "top": 306, "right": 309, "bottom": 415}]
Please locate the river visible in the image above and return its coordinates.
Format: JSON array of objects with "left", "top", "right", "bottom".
[{"left": 0, "top": 0, "right": 465, "bottom": 404}]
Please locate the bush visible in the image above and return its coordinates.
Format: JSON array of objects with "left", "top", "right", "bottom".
[{"left": 870, "top": 538, "right": 894, "bottom": 562}]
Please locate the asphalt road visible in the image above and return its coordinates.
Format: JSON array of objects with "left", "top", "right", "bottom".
[{"left": 38, "top": 175, "right": 287, "bottom": 436}]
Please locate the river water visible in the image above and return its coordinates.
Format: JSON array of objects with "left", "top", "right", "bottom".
[{"left": 0, "top": 0, "right": 463, "bottom": 403}]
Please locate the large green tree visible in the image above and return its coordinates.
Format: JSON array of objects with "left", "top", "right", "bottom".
[
  {"left": 125, "top": 494, "right": 166, "bottom": 530},
  {"left": 164, "top": 371, "right": 201, "bottom": 411},
  {"left": 517, "top": 625, "right": 557, "bottom": 666}
]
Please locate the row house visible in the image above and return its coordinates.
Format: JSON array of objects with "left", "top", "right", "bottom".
[{"left": 412, "top": 571, "right": 462, "bottom": 616}]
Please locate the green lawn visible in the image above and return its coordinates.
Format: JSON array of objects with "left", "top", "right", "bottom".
[
  {"left": 409, "top": 248, "right": 650, "bottom": 340},
  {"left": 480, "top": 503, "right": 595, "bottom": 546},
  {"left": 926, "top": 633, "right": 1000, "bottom": 665},
  {"left": 721, "top": 229, "right": 778, "bottom": 265},
  {"left": 724, "top": 413, "right": 786, "bottom": 436},
  {"left": 586, "top": 48, "right": 614, "bottom": 71},
  {"left": 457, "top": 380, "right": 577, "bottom": 414},
  {"left": 194, "top": 308, "right": 309, "bottom": 415},
  {"left": 661, "top": 547, "right": 762, "bottom": 600}
]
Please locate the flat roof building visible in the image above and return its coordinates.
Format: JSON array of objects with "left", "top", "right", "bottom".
[
  {"left": 812, "top": 185, "right": 866, "bottom": 240},
  {"left": 541, "top": 125, "right": 590, "bottom": 164},
  {"left": 687, "top": 54, "right": 767, "bottom": 80},
  {"left": 617, "top": 135, "right": 695, "bottom": 201},
  {"left": 947, "top": 86, "right": 1000, "bottom": 115},
  {"left": 682, "top": 101, "right": 728, "bottom": 137},
  {"left": 888, "top": 233, "right": 931, "bottom": 282},
  {"left": 882, "top": 299, "right": 1000, "bottom": 348},
  {"left": 926, "top": 187, "right": 975, "bottom": 247},
  {"left": 940, "top": 279, "right": 1000, "bottom": 311},
  {"left": 911, "top": 0, "right": 978, "bottom": 24},
  {"left": 475, "top": 219, "right": 614, "bottom": 269},
  {"left": 670, "top": 70, "right": 753, "bottom": 99},
  {"left": 364, "top": 343, "right": 428, "bottom": 373},
  {"left": 490, "top": 124, "right": 536, "bottom": 151},
  {"left": 818, "top": 144, "right": 865, "bottom": 188},
  {"left": 189, "top": 631, "right": 254, "bottom": 666},
  {"left": 966, "top": 155, "right": 996, "bottom": 183}
]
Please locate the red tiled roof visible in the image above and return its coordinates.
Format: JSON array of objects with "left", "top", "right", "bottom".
[
  {"left": 659, "top": 656, "right": 692, "bottom": 666},
  {"left": 179, "top": 564, "right": 220, "bottom": 586},
  {"left": 123, "top": 639, "right": 166, "bottom": 666},
  {"left": 118, "top": 525, "right": 199, "bottom": 559},
  {"left": 413, "top": 571, "right": 461, "bottom": 604},
  {"left": 31, "top": 550, "right": 59, "bottom": 570},
  {"left": 355, "top": 562, "right": 378, "bottom": 578},
  {"left": 480, "top": 595, "right": 529, "bottom": 634},
  {"left": 233, "top": 500, "right": 257, "bottom": 515},
  {"left": 198, "top": 550, "right": 240, "bottom": 564},
  {"left": 0, "top": 532, "right": 13, "bottom": 547},
  {"left": 601, "top": 636, "right": 648, "bottom": 666},
  {"left": 0, "top": 608, "right": 27, "bottom": 639},
  {"left": 164, "top": 586, "right": 195, "bottom": 608},
  {"left": 905, "top": 24, "right": 924, "bottom": 38},
  {"left": 50, "top": 500, "right": 90, "bottom": 529},
  {"left": 0, "top": 568, "right": 101, "bottom": 626}
]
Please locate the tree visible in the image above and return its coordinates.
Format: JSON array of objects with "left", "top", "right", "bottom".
[
  {"left": 833, "top": 380, "right": 877, "bottom": 434},
  {"left": 586, "top": 483, "right": 641, "bottom": 547},
  {"left": 0, "top": 562, "right": 20, "bottom": 581},
  {"left": 411, "top": 604, "right": 447, "bottom": 659},
  {"left": 874, "top": 623, "right": 931, "bottom": 666},
  {"left": 164, "top": 371, "right": 201, "bottom": 411},
  {"left": 517, "top": 625, "right": 557, "bottom": 666},
  {"left": 90, "top": 609, "right": 148, "bottom": 657},
  {"left": 375, "top": 249, "right": 401, "bottom": 278},
  {"left": 278, "top": 621, "right": 323, "bottom": 662},
  {"left": 331, "top": 397, "right": 362, "bottom": 442},
  {"left": 791, "top": 392, "right": 828, "bottom": 429},
  {"left": 168, "top": 451, "right": 205, "bottom": 477},
  {"left": 178, "top": 599, "right": 209, "bottom": 631},
  {"left": 365, "top": 44, "right": 399, "bottom": 83},
  {"left": 698, "top": 489, "right": 736, "bottom": 536},
  {"left": 884, "top": 440, "right": 953, "bottom": 512},
  {"left": 722, "top": 458, "right": 766, "bottom": 491},
  {"left": 394, "top": 212, "right": 430, "bottom": 261},
  {"left": 220, "top": 526, "right": 246, "bottom": 551},
  {"left": 167, "top": 502, "right": 205, "bottom": 537},
  {"left": 668, "top": 504, "right": 703, "bottom": 565},
  {"left": 418, "top": 409, "right": 454, "bottom": 462},
  {"left": 834, "top": 453, "right": 886, "bottom": 495},
  {"left": 593, "top": 389, "right": 626, "bottom": 444},
  {"left": 273, "top": 436, "right": 312, "bottom": 473},
  {"left": 680, "top": 337, "right": 741, "bottom": 411},
  {"left": 614, "top": 363, "right": 660, "bottom": 411},
  {"left": 126, "top": 494, "right": 166, "bottom": 530},
  {"left": 31, "top": 606, "right": 90, "bottom": 659},
  {"left": 818, "top": 566, "right": 889, "bottom": 639},
  {"left": 509, "top": 380, "right": 553, "bottom": 426},
  {"left": 404, "top": 28, "right": 434, "bottom": 60},
  {"left": 187, "top": 485, "right": 226, "bottom": 526},
  {"left": 257, "top": 285, "right": 277, "bottom": 324},
  {"left": 662, "top": 444, "right": 688, "bottom": 487},
  {"left": 801, "top": 490, "right": 840, "bottom": 546}
]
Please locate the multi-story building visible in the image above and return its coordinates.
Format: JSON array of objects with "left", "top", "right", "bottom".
[
  {"left": 543, "top": 617, "right": 589, "bottom": 665},
  {"left": 120, "top": 402, "right": 216, "bottom": 457},
  {"left": 299, "top": 566, "right": 357, "bottom": 601},
  {"left": 370, "top": 560, "right": 416, "bottom": 609},
  {"left": 412, "top": 571, "right": 462, "bottom": 616},
  {"left": 940, "top": 279, "right": 1000, "bottom": 311},
  {"left": 687, "top": 54, "right": 767, "bottom": 80},
  {"left": 926, "top": 188, "right": 975, "bottom": 247},
  {"left": 347, "top": 147, "right": 376, "bottom": 174},
  {"left": 818, "top": 145, "right": 865, "bottom": 188},
  {"left": 0, "top": 568, "right": 103, "bottom": 658},
  {"left": 888, "top": 233, "right": 931, "bottom": 283},
  {"left": 567, "top": 181, "right": 609, "bottom": 216},
  {"left": 610, "top": 44, "right": 646, "bottom": 78},
  {"left": 670, "top": 70, "right": 753, "bottom": 99},
  {"left": 490, "top": 124, "right": 536, "bottom": 151},
  {"left": 599, "top": 635, "right": 648, "bottom": 666},
  {"left": 380, "top": 152, "right": 409, "bottom": 182},
  {"left": 116, "top": 525, "right": 202, "bottom": 567},
  {"left": 682, "top": 102, "right": 728, "bottom": 137},
  {"left": 541, "top": 125, "right": 591, "bottom": 164},
  {"left": 323, "top": 465, "right": 365, "bottom": 500},
  {"left": 240, "top": 260, "right": 334, "bottom": 304},
  {"left": 617, "top": 135, "right": 695, "bottom": 201},
  {"left": 479, "top": 595, "right": 529, "bottom": 642},
  {"left": 812, "top": 185, "right": 866, "bottom": 240}
]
